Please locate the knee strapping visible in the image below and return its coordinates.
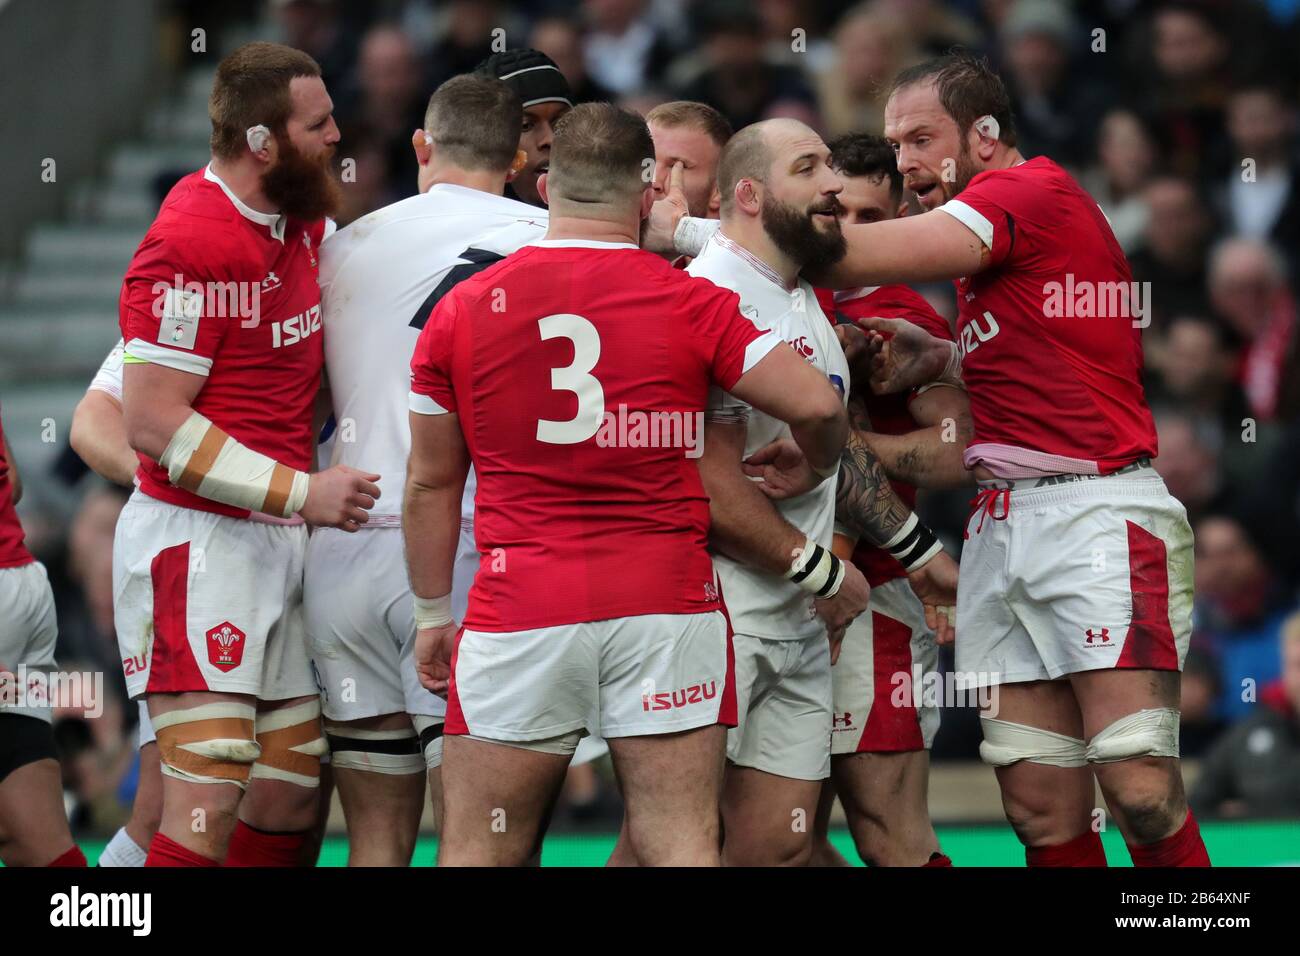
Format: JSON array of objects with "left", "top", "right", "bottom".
[
  {"left": 324, "top": 719, "right": 425, "bottom": 775},
  {"left": 152, "top": 702, "right": 259, "bottom": 787},
  {"left": 979, "top": 717, "right": 1088, "bottom": 768},
  {"left": 1085, "top": 708, "right": 1180, "bottom": 764},
  {"left": 251, "top": 699, "right": 328, "bottom": 788},
  {"left": 412, "top": 715, "right": 444, "bottom": 771}
]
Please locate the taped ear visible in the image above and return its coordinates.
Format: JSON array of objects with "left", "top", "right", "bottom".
[
  {"left": 973, "top": 114, "right": 1000, "bottom": 143},
  {"left": 247, "top": 124, "right": 271, "bottom": 153},
  {"left": 506, "top": 148, "right": 527, "bottom": 182}
]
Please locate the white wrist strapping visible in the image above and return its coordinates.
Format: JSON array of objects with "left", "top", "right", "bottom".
[
  {"left": 881, "top": 513, "right": 945, "bottom": 572},
  {"left": 160, "top": 411, "right": 309, "bottom": 517},
  {"left": 786, "top": 537, "right": 846, "bottom": 598},
  {"left": 412, "top": 593, "right": 453, "bottom": 630},
  {"left": 938, "top": 340, "right": 964, "bottom": 389},
  {"left": 673, "top": 216, "right": 721, "bottom": 258}
]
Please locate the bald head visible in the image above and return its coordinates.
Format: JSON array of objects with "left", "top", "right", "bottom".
[{"left": 716, "top": 119, "right": 821, "bottom": 216}]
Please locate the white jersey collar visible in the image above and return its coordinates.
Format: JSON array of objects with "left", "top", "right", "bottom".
[
  {"left": 204, "top": 163, "right": 286, "bottom": 243},
  {"left": 710, "top": 229, "right": 795, "bottom": 292}
]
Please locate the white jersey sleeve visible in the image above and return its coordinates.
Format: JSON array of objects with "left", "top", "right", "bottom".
[{"left": 87, "top": 338, "right": 126, "bottom": 402}]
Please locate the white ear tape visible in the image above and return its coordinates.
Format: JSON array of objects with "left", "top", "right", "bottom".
[
  {"left": 422, "top": 131, "right": 434, "bottom": 147},
  {"left": 974, "top": 115, "right": 1000, "bottom": 142},
  {"left": 246, "top": 124, "right": 271, "bottom": 153}
]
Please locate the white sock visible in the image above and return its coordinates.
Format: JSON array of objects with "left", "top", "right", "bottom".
[{"left": 98, "top": 827, "right": 147, "bottom": 867}]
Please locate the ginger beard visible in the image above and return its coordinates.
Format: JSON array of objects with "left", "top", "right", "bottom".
[
  {"left": 761, "top": 190, "right": 847, "bottom": 272},
  {"left": 261, "top": 130, "right": 342, "bottom": 222}
]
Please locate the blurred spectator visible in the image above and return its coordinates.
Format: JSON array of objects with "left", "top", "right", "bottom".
[
  {"left": 580, "top": 0, "right": 676, "bottom": 96},
  {"left": 1146, "top": 317, "right": 1246, "bottom": 438},
  {"left": 675, "top": 0, "right": 817, "bottom": 131},
  {"left": 332, "top": 124, "right": 399, "bottom": 226},
  {"left": 1128, "top": 176, "right": 1214, "bottom": 326},
  {"left": 815, "top": 4, "right": 920, "bottom": 138},
  {"left": 55, "top": 485, "right": 130, "bottom": 685},
  {"left": 759, "top": 0, "right": 836, "bottom": 73},
  {"left": 271, "top": 0, "right": 357, "bottom": 95},
  {"left": 1081, "top": 109, "right": 1160, "bottom": 253},
  {"left": 420, "top": 0, "right": 504, "bottom": 87},
  {"left": 996, "top": 0, "right": 1109, "bottom": 164},
  {"left": 1207, "top": 236, "right": 1300, "bottom": 422},
  {"left": 531, "top": 17, "right": 615, "bottom": 104},
  {"left": 1193, "top": 511, "right": 1296, "bottom": 721},
  {"left": 868, "top": 0, "right": 983, "bottom": 56},
  {"left": 1179, "top": 647, "right": 1228, "bottom": 756},
  {"left": 1210, "top": 84, "right": 1300, "bottom": 270},
  {"left": 1141, "top": 1, "right": 1233, "bottom": 178},
  {"left": 335, "top": 25, "right": 428, "bottom": 202},
  {"left": 1152, "top": 407, "right": 1226, "bottom": 523},
  {"left": 1191, "top": 611, "right": 1300, "bottom": 818}
]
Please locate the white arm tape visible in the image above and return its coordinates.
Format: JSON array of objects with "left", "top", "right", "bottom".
[
  {"left": 785, "top": 536, "right": 845, "bottom": 598},
  {"left": 938, "top": 340, "right": 964, "bottom": 389},
  {"left": 413, "top": 593, "right": 454, "bottom": 630},
  {"left": 673, "top": 216, "right": 722, "bottom": 258},
  {"left": 160, "top": 411, "right": 309, "bottom": 517},
  {"left": 881, "top": 512, "right": 945, "bottom": 572}
]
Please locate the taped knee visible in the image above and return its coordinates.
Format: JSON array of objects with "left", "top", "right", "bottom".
[
  {"left": 412, "top": 715, "right": 444, "bottom": 771},
  {"left": 1085, "top": 708, "right": 1180, "bottom": 764},
  {"left": 152, "top": 702, "right": 260, "bottom": 787},
  {"left": 0, "top": 714, "right": 58, "bottom": 783},
  {"left": 251, "top": 699, "right": 328, "bottom": 788},
  {"left": 979, "top": 717, "right": 1088, "bottom": 768},
  {"left": 324, "top": 719, "right": 425, "bottom": 775}
]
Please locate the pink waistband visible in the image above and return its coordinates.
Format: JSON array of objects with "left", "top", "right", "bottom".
[{"left": 963, "top": 442, "right": 1103, "bottom": 479}]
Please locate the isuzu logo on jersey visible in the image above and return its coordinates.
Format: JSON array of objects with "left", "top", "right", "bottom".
[
  {"left": 270, "top": 303, "right": 322, "bottom": 348},
  {"left": 958, "top": 310, "right": 1000, "bottom": 357},
  {"left": 641, "top": 680, "right": 718, "bottom": 711},
  {"left": 207, "top": 622, "right": 245, "bottom": 671}
]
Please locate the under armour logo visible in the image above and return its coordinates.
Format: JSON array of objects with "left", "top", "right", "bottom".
[{"left": 1085, "top": 627, "right": 1110, "bottom": 645}]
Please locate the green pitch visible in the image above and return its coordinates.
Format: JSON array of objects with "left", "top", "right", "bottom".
[{"left": 70, "top": 819, "right": 1300, "bottom": 866}]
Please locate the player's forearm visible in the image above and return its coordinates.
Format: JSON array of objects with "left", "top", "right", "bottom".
[
  {"left": 811, "top": 215, "right": 987, "bottom": 288},
  {"left": 401, "top": 479, "right": 461, "bottom": 600},
  {"left": 71, "top": 392, "right": 138, "bottom": 487},
  {"left": 858, "top": 426, "right": 971, "bottom": 489},
  {"left": 835, "top": 430, "right": 915, "bottom": 547},
  {"left": 702, "top": 467, "right": 807, "bottom": 574}
]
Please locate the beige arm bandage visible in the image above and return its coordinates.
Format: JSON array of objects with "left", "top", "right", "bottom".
[{"left": 160, "top": 411, "right": 309, "bottom": 517}]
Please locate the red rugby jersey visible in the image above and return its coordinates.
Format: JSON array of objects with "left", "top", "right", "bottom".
[
  {"left": 834, "top": 285, "right": 955, "bottom": 586},
  {"left": 118, "top": 166, "right": 327, "bottom": 517},
  {"left": 0, "top": 403, "right": 34, "bottom": 569},
  {"left": 936, "top": 157, "right": 1156, "bottom": 477},
  {"left": 410, "top": 239, "right": 778, "bottom": 631}
]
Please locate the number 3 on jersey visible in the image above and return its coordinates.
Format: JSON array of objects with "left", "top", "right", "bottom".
[{"left": 536, "top": 313, "right": 604, "bottom": 445}]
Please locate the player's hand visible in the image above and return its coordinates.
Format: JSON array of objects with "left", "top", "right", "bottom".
[
  {"left": 642, "top": 161, "right": 689, "bottom": 256},
  {"left": 906, "top": 549, "right": 958, "bottom": 646},
  {"left": 742, "top": 437, "right": 824, "bottom": 499},
  {"left": 300, "top": 465, "right": 381, "bottom": 531},
  {"left": 855, "top": 316, "right": 949, "bottom": 395},
  {"left": 834, "top": 322, "right": 872, "bottom": 384},
  {"left": 815, "top": 560, "right": 870, "bottom": 660},
  {"left": 415, "top": 622, "right": 458, "bottom": 698}
]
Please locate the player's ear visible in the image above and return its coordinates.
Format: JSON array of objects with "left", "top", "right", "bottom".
[
  {"left": 639, "top": 184, "right": 656, "bottom": 220},
  {"left": 412, "top": 129, "right": 433, "bottom": 167},
  {"left": 708, "top": 183, "right": 722, "bottom": 217},
  {"left": 505, "top": 149, "right": 527, "bottom": 183},
  {"left": 736, "top": 178, "right": 761, "bottom": 217},
  {"left": 537, "top": 172, "right": 550, "bottom": 206},
  {"left": 247, "top": 124, "right": 274, "bottom": 164},
  {"left": 895, "top": 199, "right": 909, "bottom": 219}
]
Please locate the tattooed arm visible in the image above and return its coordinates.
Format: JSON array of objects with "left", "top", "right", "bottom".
[
  {"left": 854, "top": 386, "right": 974, "bottom": 490},
  {"left": 835, "top": 427, "right": 914, "bottom": 548}
]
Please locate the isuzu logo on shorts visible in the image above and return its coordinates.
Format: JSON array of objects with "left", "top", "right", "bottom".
[
  {"left": 207, "top": 622, "right": 246, "bottom": 671},
  {"left": 641, "top": 680, "right": 718, "bottom": 711}
]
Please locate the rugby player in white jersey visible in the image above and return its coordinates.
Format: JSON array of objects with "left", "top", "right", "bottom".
[
  {"left": 307, "top": 74, "right": 547, "bottom": 865},
  {"left": 688, "top": 119, "right": 957, "bottom": 866}
]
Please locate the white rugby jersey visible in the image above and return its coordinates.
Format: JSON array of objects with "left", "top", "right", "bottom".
[
  {"left": 319, "top": 184, "right": 547, "bottom": 522},
  {"left": 687, "top": 230, "right": 849, "bottom": 642}
]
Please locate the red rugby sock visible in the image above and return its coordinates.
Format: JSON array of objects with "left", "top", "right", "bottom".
[
  {"left": 1127, "top": 810, "right": 1211, "bottom": 867},
  {"left": 1025, "top": 829, "right": 1108, "bottom": 867},
  {"left": 224, "top": 820, "right": 307, "bottom": 867},
  {"left": 923, "top": 852, "right": 953, "bottom": 867},
  {"left": 46, "top": 845, "right": 87, "bottom": 867},
  {"left": 145, "top": 832, "right": 219, "bottom": 867}
]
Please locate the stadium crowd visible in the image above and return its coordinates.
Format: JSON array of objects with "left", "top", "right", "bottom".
[{"left": 11, "top": 0, "right": 1300, "bottom": 840}]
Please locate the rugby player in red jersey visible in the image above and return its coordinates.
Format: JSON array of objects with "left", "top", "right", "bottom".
[
  {"left": 802, "top": 55, "right": 1206, "bottom": 867},
  {"left": 0, "top": 404, "right": 86, "bottom": 867},
  {"left": 406, "top": 103, "right": 849, "bottom": 866},
  {"left": 114, "top": 42, "right": 379, "bottom": 867}
]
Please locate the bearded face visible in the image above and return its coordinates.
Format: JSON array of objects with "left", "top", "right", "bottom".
[
  {"left": 261, "top": 129, "right": 342, "bottom": 222},
  {"left": 760, "top": 189, "right": 847, "bottom": 273}
]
